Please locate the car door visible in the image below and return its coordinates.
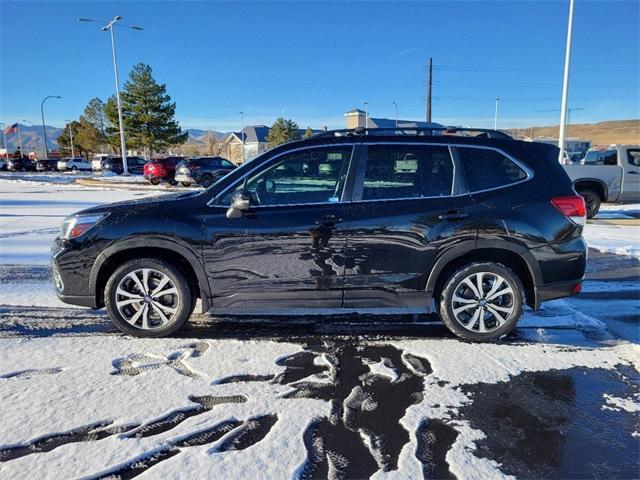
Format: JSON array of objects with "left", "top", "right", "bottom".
[
  {"left": 342, "top": 142, "right": 478, "bottom": 309},
  {"left": 622, "top": 148, "right": 640, "bottom": 202},
  {"left": 203, "top": 144, "right": 359, "bottom": 309}
]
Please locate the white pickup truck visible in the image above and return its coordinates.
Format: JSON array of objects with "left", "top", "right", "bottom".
[{"left": 563, "top": 145, "right": 640, "bottom": 218}]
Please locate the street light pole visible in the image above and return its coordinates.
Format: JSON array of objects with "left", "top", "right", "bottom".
[
  {"left": 558, "top": 0, "right": 575, "bottom": 163},
  {"left": 41, "top": 95, "right": 61, "bottom": 159},
  {"left": 494, "top": 97, "right": 500, "bottom": 130},
  {"left": 79, "top": 16, "right": 143, "bottom": 174},
  {"left": 239, "top": 111, "right": 245, "bottom": 163},
  {"left": 66, "top": 120, "right": 75, "bottom": 158},
  {"left": 363, "top": 101, "right": 368, "bottom": 129},
  {"left": 392, "top": 101, "right": 398, "bottom": 128},
  {"left": 0, "top": 123, "right": 7, "bottom": 159}
]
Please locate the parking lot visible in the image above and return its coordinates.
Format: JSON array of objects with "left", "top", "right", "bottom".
[{"left": 0, "top": 173, "right": 638, "bottom": 479}]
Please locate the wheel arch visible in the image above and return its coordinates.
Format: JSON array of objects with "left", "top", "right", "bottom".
[
  {"left": 573, "top": 178, "right": 607, "bottom": 201},
  {"left": 426, "top": 244, "right": 542, "bottom": 309},
  {"left": 91, "top": 238, "right": 211, "bottom": 312}
]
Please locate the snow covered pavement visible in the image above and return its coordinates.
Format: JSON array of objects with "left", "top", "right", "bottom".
[{"left": 0, "top": 175, "right": 639, "bottom": 479}]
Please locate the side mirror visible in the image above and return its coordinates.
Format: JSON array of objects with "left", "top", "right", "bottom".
[{"left": 226, "top": 190, "right": 251, "bottom": 219}]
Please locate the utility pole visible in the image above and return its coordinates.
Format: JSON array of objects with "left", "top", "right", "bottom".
[
  {"left": 66, "top": 120, "right": 75, "bottom": 158},
  {"left": 558, "top": 0, "right": 575, "bottom": 163},
  {"left": 1, "top": 123, "right": 7, "bottom": 159},
  {"left": 363, "top": 102, "right": 368, "bottom": 129},
  {"left": 17, "top": 124, "right": 24, "bottom": 156},
  {"left": 392, "top": 101, "right": 398, "bottom": 128},
  {"left": 426, "top": 57, "right": 433, "bottom": 124},
  {"left": 239, "top": 111, "right": 245, "bottom": 163},
  {"left": 494, "top": 97, "right": 500, "bottom": 130}
]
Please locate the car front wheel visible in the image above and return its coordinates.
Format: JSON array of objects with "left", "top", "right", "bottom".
[
  {"left": 439, "top": 262, "right": 524, "bottom": 342},
  {"left": 105, "top": 258, "right": 193, "bottom": 337}
]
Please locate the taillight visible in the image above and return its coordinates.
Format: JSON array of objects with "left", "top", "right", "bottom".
[{"left": 551, "top": 196, "right": 586, "bottom": 226}]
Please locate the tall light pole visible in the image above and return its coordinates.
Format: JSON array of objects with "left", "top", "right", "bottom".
[
  {"left": 79, "top": 16, "right": 143, "bottom": 174},
  {"left": 0, "top": 123, "right": 7, "bottom": 159},
  {"left": 41, "top": 95, "right": 61, "bottom": 159},
  {"left": 558, "top": 0, "right": 575, "bottom": 163},
  {"left": 494, "top": 97, "right": 500, "bottom": 130},
  {"left": 66, "top": 120, "right": 76, "bottom": 158},
  {"left": 392, "top": 101, "right": 398, "bottom": 128},
  {"left": 239, "top": 111, "right": 245, "bottom": 163},
  {"left": 363, "top": 101, "right": 369, "bottom": 129}
]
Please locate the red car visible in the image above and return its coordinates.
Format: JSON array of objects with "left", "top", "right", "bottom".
[{"left": 143, "top": 156, "right": 184, "bottom": 185}]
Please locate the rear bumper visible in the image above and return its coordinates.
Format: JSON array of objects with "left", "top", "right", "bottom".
[
  {"left": 535, "top": 278, "right": 583, "bottom": 308},
  {"left": 174, "top": 173, "right": 195, "bottom": 183}
]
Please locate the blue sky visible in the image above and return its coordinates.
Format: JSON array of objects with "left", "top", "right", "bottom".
[{"left": 1, "top": 0, "right": 638, "bottom": 131}]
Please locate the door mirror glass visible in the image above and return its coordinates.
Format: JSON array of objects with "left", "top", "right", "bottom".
[{"left": 226, "top": 190, "right": 251, "bottom": 219}]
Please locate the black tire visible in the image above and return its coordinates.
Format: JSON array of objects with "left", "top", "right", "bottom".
[
  {"left": 149, "top": 177, "right": 161, "bottom": 185},
  {"left": 199, "top": 174, "right": 214, "bottom": 188},
  {"left": 71, "top": 166, "right": 78, "bottom": 172},
  {"left": 578, "top": 189, "right": 601, "bottom": 219},
  {"left": 105, "top": 258, "right": 193, "bottom": 338},
  {"left": 438, "top": 262, "right": 525, "bottom": 342},
  {"left": 180, "top": 181, "right": 192, "bottom": 187},
  {"left": 168, "top": 179, "right": 178, "bottom": 186}
]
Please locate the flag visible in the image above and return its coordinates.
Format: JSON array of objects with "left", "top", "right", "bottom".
[{"left": 4, "top": 123, "right": 18, "bottom": 134}]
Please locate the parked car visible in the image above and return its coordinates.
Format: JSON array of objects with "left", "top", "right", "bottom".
[
  {"left": 103, "top": 156, "right": 147, "bottom": 175},
  {"left": 0, "top": 158, "right": 7, "bottom": 171},
  {"left": 91, "top": 154, "right": 111, "bottom": 172},
  {"left": 143, "top": 156, "right": 184, "bottom": 185},
  {"left": 563, "top": 144, "right": 640, "bottom": 218},
  {"left": 174, "top": 156, "right": 236, "bottom": 187},
  {"left": 7, "top": 157, "right": 37, "bottom": 172},
  {"left": 57, "top": 157, "right": 92, "bottom": 172},
  {"left": 36, "top": 159, "right": 58, "bottom": 171},
  {"left": 52, "top": 127, "right": 587, "bottom": 341}
]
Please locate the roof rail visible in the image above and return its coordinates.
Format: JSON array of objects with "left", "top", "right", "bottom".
[{"left": 310, "top": 126, "right": 513, "bottom": 140}]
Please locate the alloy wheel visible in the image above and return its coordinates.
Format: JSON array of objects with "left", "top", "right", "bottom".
[
  {"left": 450, "top": 271, "right": 515, "bottom": 333},
  {"left": 115, "top": 268, "right": 180, "bottom": 330}
]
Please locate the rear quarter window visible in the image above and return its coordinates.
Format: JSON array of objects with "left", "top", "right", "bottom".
[{"left": 459, "top": 147, "right": 529, "bottom": 192}]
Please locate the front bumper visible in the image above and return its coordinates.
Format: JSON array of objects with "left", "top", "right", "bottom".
[{"left": 51, "top": 237, "right": 100, "bottom": 309}]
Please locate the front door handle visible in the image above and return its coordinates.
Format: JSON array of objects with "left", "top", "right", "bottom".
[{"left": 438, "top": 210, "right": 469, "bottom": 220}]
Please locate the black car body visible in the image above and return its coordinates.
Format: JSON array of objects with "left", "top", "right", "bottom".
[
  {"left": 103, "top": 156, "right": 147, "bottom": 175},
  {"left": 7, "top": 157, "right": 37, "bottom": 171},
  {"left": 174, "top": 156, "right": 236, "bottom": 187},
  {"left": 52, "top": 128, "right": 587, "bottom": 341},
  {"left": 36, "top": 159, "right": 58, "bottom": 171}
]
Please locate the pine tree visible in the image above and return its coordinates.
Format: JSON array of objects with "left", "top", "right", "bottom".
[
  {"left": 303, "top": 126, "right": 315, "bottom": 138},
  {"left": 106, "top": 63, "right": 188, "bottom": 156},
  {"left": 266, "top": 118, "right": 300, "bottom": 148}
]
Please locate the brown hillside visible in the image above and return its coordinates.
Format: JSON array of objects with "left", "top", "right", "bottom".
[{"left": 508, "top": 119, "right": 639, "bottom": 146}]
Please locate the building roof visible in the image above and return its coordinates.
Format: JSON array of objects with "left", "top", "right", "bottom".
[
  {"left": 227, "top": 125, "right": 324, "bottom": 144},
  {"left": 368, "top": 117, "right": 443, "bottom": 129},
  {"left": 345, "top": 109, "right": 366, "bottom": 114}
]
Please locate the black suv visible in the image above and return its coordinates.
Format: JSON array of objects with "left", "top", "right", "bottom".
[
  {"left": 103, "top": 156, "right": 147, "bottom": 175},
  {"left": 174, "top": 156, "right": 236, "bottom": 187},
  {"left": 52, "top": 128, "right": 587, "bottom": 341}
]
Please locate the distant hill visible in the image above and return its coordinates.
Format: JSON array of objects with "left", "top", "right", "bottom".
[
  {"left": 509, "top": 119, "right": 639, "bottom": 146},
  {"left": 2, "top": 124, "right": 227, "bottom": 152}
]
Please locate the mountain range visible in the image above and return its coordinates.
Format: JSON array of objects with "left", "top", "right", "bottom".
[{"left": 1, "top": 124, "right": 228, "bottom": 152}]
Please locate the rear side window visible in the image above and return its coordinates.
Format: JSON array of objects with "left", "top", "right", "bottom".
[
  {"left": 459, "top": 147, "right": 528, "bottom": 192},
  {"left": 627, "top": 149, "right": 640, "bottom": 167},
  {"left": 362, "top": 145, "right": 454, "bottom": 200},
  {"left": 584, "top": 150, "right": 617, "bottom": 166}
]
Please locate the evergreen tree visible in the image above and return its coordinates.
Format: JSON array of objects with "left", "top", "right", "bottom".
[
  {"left": 104, "top": 64, "right": 188, "bottom": 156},
  {"left": 79, "top": 98, "right": 109, "bottom": 152},
  {"left": 56, "top": 121, "right": 91, "bottom": 157},
  {"left": 303, "top": 126, "right": 315, "bottom": 138},
  {"left": 266, "top": 118, "right": 300, "bottom": 148}
]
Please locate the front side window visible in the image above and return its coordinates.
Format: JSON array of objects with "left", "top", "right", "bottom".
[
  {"left": 220, "top": 146, "right": 352, "bottom": 206},
  {"left": 627, "top": 149, "right": 640, "bottom": 167},
  {"left": 459, "top": 147, "right": 528, "bottom": 192},
  {"left": 362, "top": 145, "right": 454, "bottom": 200}
]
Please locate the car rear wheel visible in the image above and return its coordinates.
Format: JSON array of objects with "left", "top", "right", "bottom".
[
  {"left": 578, "top": 189, "right": 601, "bottom": 219},
  {"left": 149, "top": 178, "right": 161, "bottom": 185},
  {"left": 105, "top": 258, "right": 193, "bottom": 337},
  {"left": 180, "top": 181, "right": 192, "bottom": 187},
  {"left": 199, "top": 174, "right": 214, "bottom": 188},
  {"left": 439, "top": 262, "right": 524, "bottom": 342}
]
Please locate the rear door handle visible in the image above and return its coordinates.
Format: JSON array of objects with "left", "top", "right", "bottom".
[{"left": 438, "top": 210, "right": 469, "bottom": 220}]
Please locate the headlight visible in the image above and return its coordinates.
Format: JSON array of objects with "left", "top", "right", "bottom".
[{"left": 61, "top": 213, "right": 108, "bottom": 240}]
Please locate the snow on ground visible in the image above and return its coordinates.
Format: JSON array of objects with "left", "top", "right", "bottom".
[{"left": 583, "top": 222, "right": 640, "bottom": 259}]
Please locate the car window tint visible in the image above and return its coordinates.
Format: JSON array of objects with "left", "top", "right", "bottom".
[
  {"left": 459, "top": 147, "right": 528, "bottom": 192},
  {"left": 626, "top": 149, "right": 640, "bottom": 167},
  {"left": 583, "top": 151, "right": 601, "bottom": 165},
  {"left": 362, "top": 145, "right": 454, "bottom": 200},
  {"left": 221, "top": 146, "right": 352, "bottom": 206},
  {"left": 220, "top": 159, "right": 234, "bottom": 168},
  {"left": 602, "top": 151, "right": 618, "bottom": 166}
]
